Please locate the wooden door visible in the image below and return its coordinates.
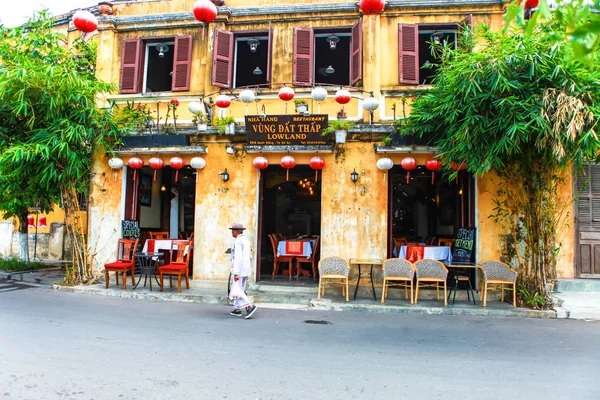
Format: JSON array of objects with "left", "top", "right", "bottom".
[{"left": 576, "top": 164, "right": 600, "bottom": 278}]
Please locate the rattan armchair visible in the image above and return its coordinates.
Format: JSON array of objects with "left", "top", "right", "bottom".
[
  {"left": 381, "top": 258, "right": 415, "bottom": 304},
  {"left": 317, "top": 257, "right": 350, "bottom": 302},
  {"left": 414, "top": 259, "right": 448, "bottom": 305},
  {"left": 481, "top": 261, "right": 518, "bottom": 307}
]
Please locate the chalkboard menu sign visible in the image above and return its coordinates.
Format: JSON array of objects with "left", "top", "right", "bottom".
[
  {"left": 122, "top": 220, "right": 140, "bottom": 239},
  {"left": 452, "top": 227, "right": 476, "bottom": 263}
]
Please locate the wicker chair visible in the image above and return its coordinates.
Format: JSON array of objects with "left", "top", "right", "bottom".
[
  {"left": 103, "top": 239, "right": 139, "bottom": 290},
  {"left": 481, "top": 261, "right": 518, "bottom": 307},
  {"left": 317, "top": 257, "right": 350, "bottom": 302},
  {"left": 381, "top": 258, "right": 415, "bottom": 304},
  {"left": 414, "top": 259, "right": 449, "bottom": 305},
  {"left": 149, "top": 231, "right": 169, "bottom": 239}
]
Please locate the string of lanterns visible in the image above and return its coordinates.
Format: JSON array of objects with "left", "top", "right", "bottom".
[{"left": 109, "top": 156, "right": 207, "bottom": 183}]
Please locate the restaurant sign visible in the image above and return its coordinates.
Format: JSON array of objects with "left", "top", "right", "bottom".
[{"left": 245, "top": 115, "right": 329, "bottom": 146}]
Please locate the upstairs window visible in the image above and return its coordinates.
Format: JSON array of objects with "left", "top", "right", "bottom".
[
  {"left": 398, "top": 15, "right": 471, "bottom": 85},
  {"left": 293, "top": 20, "right": 362, "bottom": 87},
  {"left": 212, "top": 28, "right": 273, "bottom": 89},
  {"left": 119, "top": 35, "right": 193, "bottom": 94}
]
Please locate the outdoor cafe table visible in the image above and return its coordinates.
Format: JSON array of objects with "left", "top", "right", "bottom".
[
  {"left": 277, "top": 238, "right": 316, "bottom": 259},
  {"left": 349, "top": 258, "right": 383, "bottom": 300},
  {"left": 445, "top": 263, "right": 482, "bottom": 305},
  {"left": 133, "top": 252, "right": 163, "bottom": 291},
  {"left": 398, "top": 245, "right": 453, "bottom": 264},
  {"left": 142, "top": 239, "right": 189, "bottom": 254}
]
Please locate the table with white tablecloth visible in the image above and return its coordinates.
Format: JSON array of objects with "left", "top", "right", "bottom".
[
  {"left": 398, "top": 245, "right": 452, "bottom": 264},
  {"left": 277, "top": 239, "right": 316, "bottom": 259}
]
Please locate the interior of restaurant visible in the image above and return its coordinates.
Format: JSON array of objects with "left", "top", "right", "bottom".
[{"left": 259, "top": 165, "right": 322, "bottom": 281}]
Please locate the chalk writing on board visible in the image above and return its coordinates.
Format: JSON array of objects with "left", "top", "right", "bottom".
[
  {"left": 452, "top": 227, "right": 475, "bottom": 263},
  {"left": 122, "top": 220, "right": 140, "bottom": 239}
]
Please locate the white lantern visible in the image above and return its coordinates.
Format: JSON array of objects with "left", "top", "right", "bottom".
[
  {"left": 188, "top": 101, "right": 205, "bottom": 115},
  {"left": 108, "top": 157, "right": 123, "bottom": 169},
  {"left": 239, "top": 89, "right": 255, "bottom": 104},
  {"left": 362, "top": 96, "right": 380, "bottom": 112},
  {"left": 190, "top": 157, "right": 206, "bottom": 170},
  {"left": 311, "top": 87, "right": 328, "bottom": 102},
  {"left": 376, "top": 157, "right": 394, "bottom": 182}
]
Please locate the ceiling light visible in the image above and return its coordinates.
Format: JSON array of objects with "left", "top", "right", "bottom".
[
  {"left": 156, "top": 43, "right": 169, "bottom": 58},
  {"left": 325, "top": 65, "right": 335, "bottom": 74},
  {"left": 327, "top": 35, "right": 340, "bottom": 50},
  {"left": 248, "top": 38, "right": 260, "bottom": 53},
  {"left": 253, "top": 66, "right": 263, "bottom": 75}
]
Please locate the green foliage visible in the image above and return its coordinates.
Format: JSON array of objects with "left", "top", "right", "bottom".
[
  {"left": 0, "top": 257, "right": 45, "bottom": 272},
  {"left": 402, "top": 20, "right": 600, "bottom": 301},
  {"left": 216, "top": 116, "right": 236, "bottom": 133},
  {"left": 321, "top": 119, "right": 356, "bottom": 136},
  {"left": 0, "top": 11, "right": 122, "bottom": 279},
  {"left": 518, "top": 286, "right": 551, "bottom": 310},
  {"left": 192, "top": 111, "right": 209, "bottom": 125},
  {"left": 112, "top": 101, "right": 152, "bottom": 131}
]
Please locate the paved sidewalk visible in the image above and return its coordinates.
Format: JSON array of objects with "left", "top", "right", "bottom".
[{"left": 553, "top": 292, "right": 600, "bottom": 320}]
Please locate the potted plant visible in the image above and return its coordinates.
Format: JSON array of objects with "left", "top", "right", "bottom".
[
  {"left": 321, "top": 119, "right": 356, "bottom": 144},
  {"left": 216, "top": 116, "right": 236, "bottom": 135},
  {"left": 193, "top": 112, "right": 209, "bottom": 133},
  {"left": 294, "top": 99, "right": 308, "bottom": 114}
]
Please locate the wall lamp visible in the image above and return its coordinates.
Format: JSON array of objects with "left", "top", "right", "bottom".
[
  {"left": 350, "top": 168, "right": 359, "bottom": 183},
  {"left": 219, "top": 168, "right": 229, "bottom": 182}
]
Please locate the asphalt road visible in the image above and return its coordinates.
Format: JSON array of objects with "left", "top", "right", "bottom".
[{"left": 1, "top": 279, "right": 599, "bottom": 400}]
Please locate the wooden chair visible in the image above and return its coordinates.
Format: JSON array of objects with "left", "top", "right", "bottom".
[
  {"left": 393, "top": 237, "right": 408, "bottom": 248},
  {"left": 276, "top": 233, "right": 286, "bottom": 241},
  {"left": 317, "top": 257, "right": 350, "bottom": 302},
  {"left": 103, "top": 239, "right": 139, "bottom": 290},
  {"left": 381, "top": 258, "right": 416, "bottom": 304},
  {"left": 414, "top": 259, "right": 448, "bottom": 305},
  {"left": 158, "top": 240, "right": 192, "bottom": 293},
  {"left": 149, "top": 231, "right": 169, "bottom": 239},
  {"left": 269, "top": 234, "right": 295, "bottom": 279},
  {"left": 296, "top": 236, "right": 320, "bottom": 279},
  {"left": 438, "top": 238, "right": 456, "bottom": 248},
  {"left": 481, "top": 261, "right": 518, "bottom": 307}
]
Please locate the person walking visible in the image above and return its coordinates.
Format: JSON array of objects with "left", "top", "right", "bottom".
[{"left": 228, "top": 223, "right": 258, "bottom": 319}]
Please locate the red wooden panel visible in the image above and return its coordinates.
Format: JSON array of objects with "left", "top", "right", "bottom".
[
  {"left": 293, "top": 28, "right": 313, "bottom": 86},
  {"left": 120, "top": 39, "right": 142, "bottom": 93},
  {"left": 172, "top": 35, "right": 193, "bottom": 92},
  {"left": 398, "top": 24, "right": 419, "bottom": 85},
  {"left": 212, "top": 29, "right": 234, "bottom": 88},
  {"left": 350, "top": 19, "right": 362, "bottom": 86}
]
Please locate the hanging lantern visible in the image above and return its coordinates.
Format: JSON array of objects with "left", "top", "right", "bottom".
[
  {"left": 425, "top": 158, "right": 442, "bottom": 184},
  {"left": 309, "top": 156, "right": 325, "bottom": 182},
  {"left": 27, "top": 215, "right": 35, "bottom": 228},
  {"left": 239, "top": 90, "right": 255, "bottom": 104},
  {"left": 38, "top": 216, "right": 48, "bottom": 228},
  {"left": 190, "top": 157, "right": 206, "bottom": 182},
  {"left": 359, "top": 0, "right": 386, "bottom": 15},
  {"left": 188, "top": 101, "right": 205, "bottom": 115},
  {"left": 376, "top": 157, "right": 394, "bottom": 182},
  {"left": 148, "top": 157, "right": 164, "bottom": 181},
  {"left": 72, "top": 10, "right": 98, "bottom": 33},
  {"left": 400, "top": 157, "right": 417, "bottom": 184},
  {"left": 215, "top": 94, "right": 232, "bottom": 109},
  {"left": 127, "top": 157, "right": 143, "bottom": 181},
  {"left": 362, "top": 96, "right": 380, "bottom": 112},
  {"left": 311, "top": 87, "right": 328, "bottom": 102},
  {"left": 520, "top": 0, "right": 539, "bottom": 9},
  {"left": 192, "top": 0, "right": 218, "bottom": 39},
  {"left": 108, "top": 157, "right": 124, "bottom": 181},
  {"left": 280, "top": 155, "right": 296, "bottom": 181},
  {"left": 169, "top": 157, "right": 185, "bottom": 182},
  {"left": 335, "top": 89, "right": 352, "bottom": 105},
  {"left": 278, "top": 87, "right": 295, "bottom": 101},
  {"left": 252, "top": 156, "right": 269, "bottom": 180},
  {"left": 451, "top": 162, "right": 466, "bottom": 184}
]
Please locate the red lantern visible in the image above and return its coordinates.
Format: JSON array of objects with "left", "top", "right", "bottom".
[
  {"left": 278, "top": 87, "right": 295, "bottom": 101},
  {"left": 27, "top": 215, "right": 35, "bottom": 228},
  {"left": 280, "top": 155, "right": 296, "bottom": 181},
  {"left": 215, "top": 95, "right": 231, "bottom": 108},
  {"left": 127, "top": 157, "right": 144, "bottom": 181},
  {"left": 193, "top": 0, "right": 218, "bottom": 23},
  {"left": 253, "top": 156, "right": 268, "bottom": 179},
  {"left": 359, "top": 0, "right": 386, "bottom": 15},
  {"left": 170, "top": 157, "right": 185, "bottom": 182},
  {"left": 38, "top": 216, "right": 48, "bottom": 228},
  {"left": 425, "top": 158, "right": 442, "bottom": 184},
  {"left": 451, "top": 162, "right": 466, "bottom": 184},
  {"left": 517, "top": 0, "right": 539, "bottom": 9},
  {"left": 148, "top": 157, "right": 164, "bottom": 181},
  {"left": 72, "top": 10, "right": 98, "bottom": 33},
  {"left": 401, "top": 157, "right": 417, "bottom": 184},
  {"left": 309, "top": 156, "right": 325, "bottom": 182},
  {"left": 334, "top": 89, "right": 352, "bottom": 105}
]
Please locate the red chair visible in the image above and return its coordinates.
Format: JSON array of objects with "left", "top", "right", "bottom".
[
  {"left": 296, "top": 236, "right": 320, "bottom": 279},
  {"left": 158, "top": 240, "right": 192, "bottom": 293},
  {"left": 269, "top": 234, "right": 295, "bottom": 279},
  {"left": 104, "top": 239, "right": 139, "bottom": 290}
]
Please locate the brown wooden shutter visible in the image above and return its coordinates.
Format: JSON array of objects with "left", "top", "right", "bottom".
[
  {"left": 398, "top": 24, "right": 419, "bottom": 85},
  {"left": 293, "top": 28, "right": 313, "bottom": 87},
  {"left": 350, "top": 19, "right": 363, "bottom": 86},
  {"left": 172, "top": 35, "right": 193, "bottom": 92},
  {"left": 266, "top": 26, "right": 273, "bottom": 86},
  {"left": 212, "top": 29, "right": 234, "bottom": 88},
  {"left": 120, "top": 38, "right": 142, "bottom": 94},
  {"left": 457, "top": 14, "right": 473, "bottom": 44}
]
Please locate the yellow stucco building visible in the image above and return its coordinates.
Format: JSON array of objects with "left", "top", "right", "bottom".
[{"left": 44, "top": 0, "right": 583, "bottom": 288}]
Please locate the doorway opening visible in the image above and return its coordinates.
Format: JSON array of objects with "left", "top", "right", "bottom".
[{"left": 258, "top": 165, "right": 322, "bottom": 283}]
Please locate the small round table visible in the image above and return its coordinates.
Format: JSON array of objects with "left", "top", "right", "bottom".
[{"left": 133, "top": 252, "right": 163, "bottom": 291}]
